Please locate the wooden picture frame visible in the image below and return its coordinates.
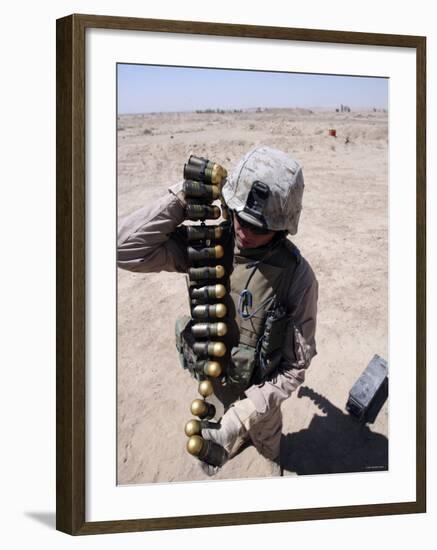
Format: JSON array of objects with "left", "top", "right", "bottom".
[{"left": 56, "top": 13, "right": 426, "bottom": 535}]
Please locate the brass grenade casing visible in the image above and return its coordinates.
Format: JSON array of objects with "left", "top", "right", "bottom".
[
  {"left": 184, "top": 156, "right": 226, "bottom": 186},
  {"left": 186, "top": 435, "right": 205, "bottom": 456},
  {"left": 214, "top": 245, "right": 224, "bottom": 258},
  {"left": 210, "top": 342, "right": 226, "bottom": 357},
  {"left": 198, "top": 379, "right": 214, "bottom": 398},
  {"left": 190, "top": 399, "right": 216, "bottom": 420},
  {"left": 185, "top": 419, "right": 202, "bottom": 437},
  {"left": 192, "top": 303, "right": 227, "bottom": 319},
  {"left": 210, "top": 163, "right": 227, "bottom": 184},
  {"left": 187, "top": 245, "right": 224, "bottom": 262},
  {"left": 185, "top": 418, "right": 219, "bottom": 436},
  {"left": 190, "top": 283, "right": 226, "bottom": 301},
  {"left": 213, "top": 284, "right": 226, "bottom": 299},
  {"left": 191, "top": 398, "right": 206, "bottom": 417},
  {"left": 186, "top": 226, "right": 223, "bottom": 241},
  {"left": 189, "top": 265, "right": 225, "bottom": 282},
  {"left": 191, "top": 322, "right": 227, "bottom": 338},
  {"left": 185, "top": 204, "right": 220, "bottom": 221},
  {"left": 185, "top": 155, "right": 207, "bottom": 169},
  {"left": 187, "top": 436, "right": 228, "bottom": 466},
  {"left": 183, "top": 155, "right": 230, "bottom": 459},
  {"left": 183, "top": 180, "right": 220, "bottom": 201},
  {"left": 204, "top": 361, "right": 222, "bottom": 378},
  {"left": 193, "top": 341, "right": 226, "bottom": 358},
  {"left": 183, "top": 159, "right": 210, "bottom": 183}
]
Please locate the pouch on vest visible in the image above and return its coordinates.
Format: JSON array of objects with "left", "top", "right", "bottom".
[
  {"left": 254, "top": 302, "right": 289, "bottom": 383},
  {"left": 175, "top": 314, "right": 206, "bottom": 380},
  {"left": 226, "top": 344, "right": 257, "bottom": 390}
]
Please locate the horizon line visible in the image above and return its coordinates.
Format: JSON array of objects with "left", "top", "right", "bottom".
[{"left": 118, "top": 105, "right": 388, "bottom": 116}]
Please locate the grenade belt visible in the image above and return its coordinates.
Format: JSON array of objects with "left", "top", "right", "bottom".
[{"left": 180, "top": 155, "right": 232, "bottom": 465}]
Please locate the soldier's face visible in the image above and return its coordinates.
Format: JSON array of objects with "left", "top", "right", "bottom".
[{"left": 233, "top": 214, "right": 276, "bottom": 249}]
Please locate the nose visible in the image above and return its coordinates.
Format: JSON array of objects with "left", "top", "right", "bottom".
[{"left": 237, "top": 225, "right": 256, "bottom": 243}]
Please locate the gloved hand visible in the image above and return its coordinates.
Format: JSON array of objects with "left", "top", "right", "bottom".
[
  {"left": 168, "top": 181, "right": 187, "bottom": 210},
  {"left": 176, "top": 189, "right": 187, "bottom": 207},
  {"left": 201, "top": 398, "right": 260, "bottom": 458}
]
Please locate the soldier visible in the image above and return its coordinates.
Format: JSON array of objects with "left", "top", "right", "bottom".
[{"left": 117, "top": 146, "right": 318, "bottom": 476}]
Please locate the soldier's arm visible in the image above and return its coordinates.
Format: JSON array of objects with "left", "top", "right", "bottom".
[
  {"left": 117, "top": 182, "right": 188, "bottom": 273},
  {"left": 245, "top": 260, "right": 318, "bottom": 412}
]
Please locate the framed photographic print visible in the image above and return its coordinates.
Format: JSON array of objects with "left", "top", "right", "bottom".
[{"left": 56, "top": 13, "right": 426, "bottom": 535}]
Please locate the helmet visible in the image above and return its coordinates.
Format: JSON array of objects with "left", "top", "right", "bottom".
[{"left": 222, "top": 146, "right": 304, "bottom": 235}]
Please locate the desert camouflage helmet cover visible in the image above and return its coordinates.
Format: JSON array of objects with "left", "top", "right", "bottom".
[{"left": 222, "top": 146, "right": 304, "bottom": 235}]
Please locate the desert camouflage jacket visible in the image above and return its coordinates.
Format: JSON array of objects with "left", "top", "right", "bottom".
[{"left": 117, "top": 182, "right": 318, "bottom": 414}]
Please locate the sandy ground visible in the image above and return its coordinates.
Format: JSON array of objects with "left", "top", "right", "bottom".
[{"left": 117, "top": 108, "right": 388, "bottom": 485}]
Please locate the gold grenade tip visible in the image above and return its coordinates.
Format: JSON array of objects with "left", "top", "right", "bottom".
[
  {"left": 214, "top": 227, "right": 223, "bottom": 240},
  {"left": 191, "top": 398, "right": 207, "bottom": 417},
  {"left": 211, "top": 164, "right": 228, "bottom": 185},
  {"left": 214, "top": 303, "right": 227, "bottom": 318},
  {"left": 214, "top": 245, "right": 224, "bottom": 259},
  {"left": 185, "top": 419, "right": 201, "bottom": 437},
  {"left": 216, "top": 322, "right": 227, "bottom": 337},
  {"left": 211, "top": 185, "right": 221, "bottom": 200},
  {"left": 204, "top": 361, "right": 222, "bottom": 378},
  {"left": 211, "top": 206, "right": 221, "bottom": 219},
  {"left": 211, "top": 342, "right": 226, "bottom": 357},
  {"left": 214, "top": 284, "right": 226, "bottom": 299},
  {"left": 198, "top": 379, "right": 214, "bottom": 398},
  {"left": 215, "top": 265, "right": 225, "bottom": 279},
  {"left": 187, "top": 435, "right": 204, "bottom": 456}
]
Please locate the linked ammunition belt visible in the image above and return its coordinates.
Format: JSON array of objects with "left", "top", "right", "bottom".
[{"left": 181, "top": 155, "right": 230, "bottom": 464}]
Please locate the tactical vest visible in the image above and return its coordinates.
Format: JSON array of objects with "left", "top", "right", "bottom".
[{"left": 175, "top": 237, "right": 299, "bottom": 396}]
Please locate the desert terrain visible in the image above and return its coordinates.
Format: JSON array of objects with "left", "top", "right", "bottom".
[{"left": 117, "top": 107, "right": 388, "bottom": 484}]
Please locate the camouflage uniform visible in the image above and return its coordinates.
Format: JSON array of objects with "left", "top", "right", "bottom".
[{"left": 117, "top": 147, "right": 318, "bottom": 463}]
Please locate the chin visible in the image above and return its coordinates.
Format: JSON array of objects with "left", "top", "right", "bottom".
[{"left": 237, "top": 239, "right": 255, "bottom": 249}]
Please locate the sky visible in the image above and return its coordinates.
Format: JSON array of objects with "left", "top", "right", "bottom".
[{"left": 117, "top": 64, "right": 388, "bottom": 114}]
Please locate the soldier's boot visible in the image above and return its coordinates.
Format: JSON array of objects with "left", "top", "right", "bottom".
[{"left": 202, "top": 399, "right": 259, "bottom": 454}]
